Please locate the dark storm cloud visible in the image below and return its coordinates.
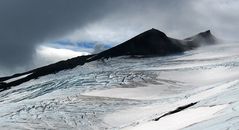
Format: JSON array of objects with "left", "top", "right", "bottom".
[{"left": 0, "top": 0, "right": 116, "bottom": 67}]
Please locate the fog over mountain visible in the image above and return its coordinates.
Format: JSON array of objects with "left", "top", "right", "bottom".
[
  {"left": 0, "top": 0, "right": 239, "bottom": 75},
  {"left": 0, "top": 28, "right": 217, "bottom": 91}
]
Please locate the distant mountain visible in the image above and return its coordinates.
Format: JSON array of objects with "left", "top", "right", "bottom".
[
  {"left": 88, "top": 29, "right": 217, "bottom": 61},
  {"left": 184, "top": 30, "right": 217, "bottom": 48},
  {"left": 88, "top": 28, "right": 184, "bottom": 61},
  {"left": 0, "top": 28, "right": 218, "bottom": 91}
]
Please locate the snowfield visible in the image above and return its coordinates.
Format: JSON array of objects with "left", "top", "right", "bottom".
[{"left": 1, "top": 43, "right": 239, "bottom": 130}]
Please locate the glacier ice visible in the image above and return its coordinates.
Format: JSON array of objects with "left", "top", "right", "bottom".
[{"left": 1, "top": 43, "right": 239, "bottom": 130}]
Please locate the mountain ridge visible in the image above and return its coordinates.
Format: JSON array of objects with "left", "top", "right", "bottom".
[
  {"left": 88, "top": 29, "right": 217, "bottom": 61},
  {"left": 0, "top": 28, "right": 218, "bottom": 91}
]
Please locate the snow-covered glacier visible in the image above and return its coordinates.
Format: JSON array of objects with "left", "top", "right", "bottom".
[{"left": 1, "top": 43, "right": 239, "bottom": 130}]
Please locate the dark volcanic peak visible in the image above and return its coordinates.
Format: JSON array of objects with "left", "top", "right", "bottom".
[
  {"left": 0, "top": 28, "right": 218, "bottom": 91},
  {"left": 144, "top": 28, "right": 167, "bottom": 37},
  {"left": 88, "top": 28, "right": 185, "bottom": 61},
  {"left": 202, "top": 30, "right": 211, "bottom": 35},
  {"left": 199, "top": 30, "right": 212, "bottom": 36},
  {"left": 184, "top": 30, "right": 217, "bottom": 46}
]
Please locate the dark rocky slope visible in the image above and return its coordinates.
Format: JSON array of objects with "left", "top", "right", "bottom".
[
  {"left": 88, "top": 29, "right": 217, "bottom": 61},
  {"left": 88, "top": 29, "right": 185, "bottom": 61},
  {"left": 0, "top": 29, "right": 218, "bottom": 91}
]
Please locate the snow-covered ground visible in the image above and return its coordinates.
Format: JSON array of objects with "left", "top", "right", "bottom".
[{"left": 1, "top": 43, "right": 239, "bottom": 130}]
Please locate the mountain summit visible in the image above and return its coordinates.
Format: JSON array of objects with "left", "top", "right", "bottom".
[
  {"left": 88, "top": 28, "right": 185, "bottom": 61},
  {"left": 0, "top": 28, "right": 218, "bottom": 91},
  {"left": 184, "top": 30, "right": 217, "bottom": 47},
  {"left": 89, "top": 29, "right": 217, "bottom": 61}
]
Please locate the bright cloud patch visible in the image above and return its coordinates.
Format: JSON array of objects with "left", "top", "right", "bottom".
[
  {"left": 64, "top": 24, "right": 139, "bottom": 46},
  {"left": 33, "top": 46, "right": 89, "bottom": 67}
]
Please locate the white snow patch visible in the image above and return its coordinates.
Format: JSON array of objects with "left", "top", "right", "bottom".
[
  {"left": 177, "top": 80, "right": 239, "bottom": 105},
  {"left": 123, "top": 105, "right": 227, "bottom": 130},
  {"left": 102, "top": 80, "right": 237, "bottom": 128},
  {"left": 82, "top": 85, "right": 185, "bottom": 100},
  {"left": 5, "top": 73, "right": 32, "bottom": 83},
  {"left": 160, "top": 67, "right": 239, "bottom": 86}
]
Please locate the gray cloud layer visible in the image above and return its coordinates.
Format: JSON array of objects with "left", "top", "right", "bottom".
[
  {"left": 0, "top": 0, "right": 239, "bottom": 74},
  {"left": 0, "top": 0, "right": 115, "bottom": 68}
]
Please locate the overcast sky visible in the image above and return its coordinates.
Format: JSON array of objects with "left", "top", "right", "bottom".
[{"left": 0, "top": 0, "right": 239, "bottom": 76}]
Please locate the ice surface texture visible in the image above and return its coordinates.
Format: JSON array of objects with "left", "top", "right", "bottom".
[{"left": 0, "top": 43, "right": 239, "bottom": 129}]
